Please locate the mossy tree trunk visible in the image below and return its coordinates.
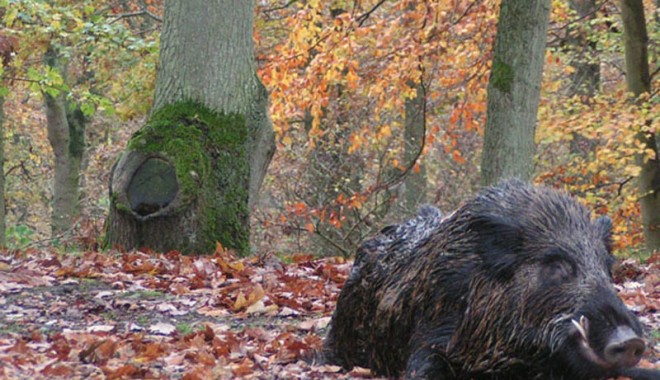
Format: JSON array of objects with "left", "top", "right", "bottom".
[
  {"left": 105, "top": 0, "right": 275, "bottom": 255},
  {"left": 44, "top": 46, "right": 85, "bottom": 238},
  {"left": 480, "top": 0, "right": 551, "bottom": 186},
  {"left": 621, "top": 0, "right": 660, "bottom": 252}
]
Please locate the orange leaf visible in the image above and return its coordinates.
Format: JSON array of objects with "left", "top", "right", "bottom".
[
  {"left": 232, "top": 358, "right": 255, "bottom": 376},
  {"left": 234, "top": 292, "right": 248, "bottom": 311},
  {"left": 41, "top": 364, "right": 73, "bottom": 378},
  {"left": 452, "top": 150, "right": 466, "bottom": 164}
]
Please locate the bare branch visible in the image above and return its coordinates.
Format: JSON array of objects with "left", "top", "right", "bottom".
[
  {"left": 109, "top": 10, "right": 162, "bottom": 25},
  {"left": 356, "top": 0, "right": 387, "bottom": 26},
  {"left": 260, "top": 0, "right": 299, "bottom": 14}
]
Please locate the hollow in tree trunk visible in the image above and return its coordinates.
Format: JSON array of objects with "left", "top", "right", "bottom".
[{"left": 105, "top": 0, "right": 275, "bottom": 255}]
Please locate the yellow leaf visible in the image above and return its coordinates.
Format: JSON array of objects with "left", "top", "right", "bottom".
[
  {"left": 228, "top": 261, "right": 245, "bottom": 272},
  {"left": 379, "top": 125, "right": 391, "bottom": 138},
  {"left": 4, "top": 8, "right": 18, "bottom": 26},
  {"left": 234, "top": 292, "right": 248, "bottom": 311},
  {"left": 248, "top": 284, "right": 266, "bottom": 305}
]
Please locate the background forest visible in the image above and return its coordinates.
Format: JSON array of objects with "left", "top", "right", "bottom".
[{"left": 1, "top": 0, "right": 659, "bottom": 258}]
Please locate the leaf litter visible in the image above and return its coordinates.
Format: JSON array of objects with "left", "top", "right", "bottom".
[{"left": 0, "top": 248, "right": 657, "bottom": 379}]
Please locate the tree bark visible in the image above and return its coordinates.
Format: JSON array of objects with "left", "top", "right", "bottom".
[
  {"left": 621, "top": 0, "right": 660, "bottom": 251},
  {"left": 44, "top": 46, "right": 85, "bottom": 238},
  {"left": 106, "top": 0, "right": 275, "bottom": 255},
  {"left": 567, "top": 0, "right": 600, "bottom": 98},
  {"left": 152, "top": 0, "right": 274, "bottom": 209},
  {"left": 480, "top": 0, "right": 552, "bottom": 186},
  {"left": 568, "top": 0, "right": 600, "bottom": 156},
  {"left": 402, "top": 82, "right": 426, "bottom": 213}
]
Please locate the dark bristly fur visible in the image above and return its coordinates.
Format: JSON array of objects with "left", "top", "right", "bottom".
[{"left": 324, "top": 180, "right": 660, "bottom": 379}]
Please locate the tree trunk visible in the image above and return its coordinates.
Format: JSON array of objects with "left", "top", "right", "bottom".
[
  {"left": 402, "top": 82, "right": 426, "bottom": 213},
  {"left": 152, "top": 0, "right": 274, "bottom": 209},
  {"left": 480, "top": 0, "right": 551, "bottom": 186},
  {"left": 568, "top": 0, "right": 600, "bottom": 156},
  {"left": 44, "top": 47, "right": 85, "bottom": 238},
  {"left": 106, "top": 0, "right": 275, "bottom": 255},
  {"left": 0, "top": 96, "right": 5, "bottom": 247},
  {"left": 567, "top": 0, "right": 600, "bottom": 98},
  {"left": 621, "top": 0, "right": 660, "bottom": 251}
]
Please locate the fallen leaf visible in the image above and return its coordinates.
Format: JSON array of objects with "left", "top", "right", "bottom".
[
  {"left": 148, "top": 322, "right": 176, "bottom": 335},
  {"left": 314, "top": 364, "right": 342, "bottom": 373},
  {"left": 87, "top": 325, "right": 116, "bottom": 333},
  {"left": 41, "top": 363, "right": 74, "bottom": 377}
]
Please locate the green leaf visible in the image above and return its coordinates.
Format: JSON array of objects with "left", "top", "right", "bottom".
[
  {"left": 44, "top": 86, "right": 60, "bottom": 98},
  {"left": 99, "top": 97, "right": 116, "bottom": 116},
  {"left": 80, "top": 101, "right": 95, "bottom": 117},
  {"left": 4, "top": 7, "right": 18, "bottom": 26},
  {"left": 29, "top": 82, "right": 40, "bottom": 93},
  {"left": 27, "top": 67, "right": 42, "bottom": 81}
]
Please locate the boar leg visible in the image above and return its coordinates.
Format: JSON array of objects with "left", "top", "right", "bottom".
[
  {"left": 405, "top": 325, "right": 457, "bottom": 379},
  {"left": 405, "top": 345, "right": 455, "bottom": 379}
]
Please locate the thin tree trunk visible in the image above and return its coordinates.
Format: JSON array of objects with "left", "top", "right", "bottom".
[
  {"left": 568, "top": 0, "right": 600, "bottom": 155},
  {"left": 44, "top": 47, "right": 84, "bottom": 237},
  {"left": 402, "top": 82, "right": 426, "bottom": 213},
  {"left": 621, "top": 0, "right": 660, "bottom": 251},
  {"left": 481, "top": 0, "right": 552, "bottom": 186},
  {"left": 567, "top": 0, "right": 600, "bottom": 97}
]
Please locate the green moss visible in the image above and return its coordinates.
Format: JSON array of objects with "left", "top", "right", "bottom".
[
  {"left": 176, "top": 322, "right": 194, "bottom": 335},
  {"left": 126, "top": 101, "right": 250, "bottom": 255},
  {"left": 491, "top": 58, "right": 514, "bottom": 93},
  {"left": 0, "top": 322, "right": 25, "bottom": 335},
  {"left": 114, "top": 198, "right": 133, "bottom": 214},
  {"left": 67, "top": 105, "right": 86, "bottom": 158}
]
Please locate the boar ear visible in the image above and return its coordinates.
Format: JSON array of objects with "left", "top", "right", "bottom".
[
  {"left": 594, "top": 216, "right": 613, "bottom": 252},
  {"left": 470, "top": 214, "right": 524, "bottom": 281}
]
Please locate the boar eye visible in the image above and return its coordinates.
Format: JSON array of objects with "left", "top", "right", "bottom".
[{"left": 541, "top": 255, "right": 574, "bottom": 283}]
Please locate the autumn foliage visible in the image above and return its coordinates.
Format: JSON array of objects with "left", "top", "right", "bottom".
[
  {"left": 0, "top": 0, "right": 656, "bottom": 257},
  {"left": 253, "top": 0, "right": 660, "bottom": 256},
  {"left": 255, "top": 0, "right": 497, "bottom": 255}
]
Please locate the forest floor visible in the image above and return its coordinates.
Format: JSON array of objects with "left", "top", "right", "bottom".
[{"left": 0, "top": 249, "right": 658, "bottom": 379}]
